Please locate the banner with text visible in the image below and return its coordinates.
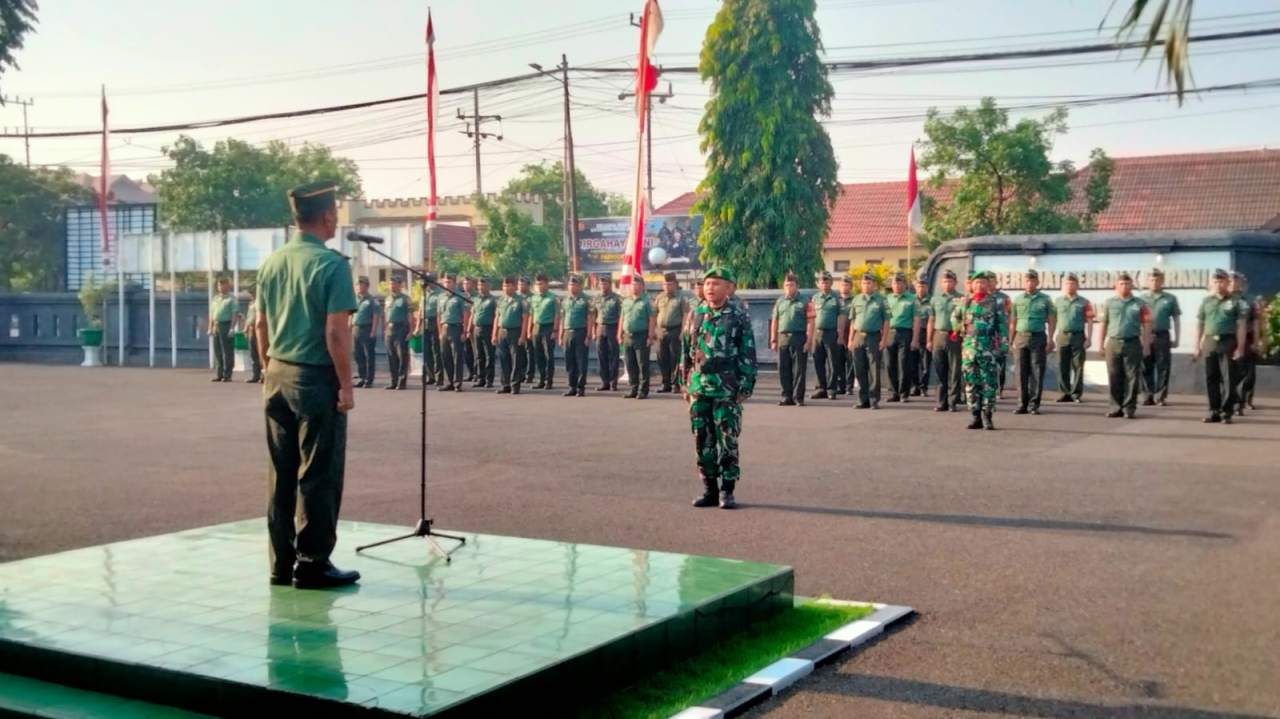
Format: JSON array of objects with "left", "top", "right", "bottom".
[{"left": 577, "top": 215, "right": 705, "bottom": 275}]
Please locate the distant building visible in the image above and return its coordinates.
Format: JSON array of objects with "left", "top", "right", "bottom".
[{"left": 65, "top": 175, "right": 159, "bottom": 291}]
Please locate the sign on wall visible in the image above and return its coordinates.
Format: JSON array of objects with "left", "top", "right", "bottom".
[{"left": 577, "top": 215, "right": 705, "bottom": 274}]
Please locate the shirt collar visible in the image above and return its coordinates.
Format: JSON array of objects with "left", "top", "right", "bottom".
[{"left": 295, "top": 232, "right": 325, "bottom": 246}]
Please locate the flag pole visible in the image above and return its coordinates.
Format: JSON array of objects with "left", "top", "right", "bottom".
[
  {"left": 149, "top": 234, "right": 156, "bottom": 368},
  {"left": 170, "top": 233, "right": 177, "bottom": 368}
]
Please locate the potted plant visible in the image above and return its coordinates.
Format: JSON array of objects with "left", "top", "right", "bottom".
[{"left": 77, "top": 272, "right": 106, "bottom": 367}]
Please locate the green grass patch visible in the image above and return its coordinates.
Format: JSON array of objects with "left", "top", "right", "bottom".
[{"left": 569, "top": 599, "right": 873, "bottom": 719}]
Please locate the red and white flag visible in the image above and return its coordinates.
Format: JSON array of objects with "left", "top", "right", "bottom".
[
  {"left": 619, "top": 0, "right": 664, "bottom": 287},
  {"left": 99, "top": 86, "right": 111, "bottom": 257},
  {"left": 425, "top": 10, "right": 439, "bottom": 231},
  {"left": 907, "top": 146, "right": 924, "bottom": 234}
]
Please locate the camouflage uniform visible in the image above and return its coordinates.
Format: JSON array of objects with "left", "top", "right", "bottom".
[{"left": 952, "top": 290, "right": 1009, "bottom": 427}]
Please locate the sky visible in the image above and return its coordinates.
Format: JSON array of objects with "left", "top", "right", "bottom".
[{"left": 3, "top": 0, "right": 1279, "bottom": 210}]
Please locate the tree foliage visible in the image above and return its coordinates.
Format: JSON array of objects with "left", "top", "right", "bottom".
[
  {"left": 0, "top": 154, "right": 94, "bottom": 291},
  {"left": 476, "top": 199, "right": 567, "bottom": 280},
  {"left": 916, "top": 98, "right": 1114, "bottom": 252},
  {"left": 0, "top": 0, "right": 37, "bottom": 97},
  {"left": 1106, "top": 0, "right": 1195, "bottom": 104},
  {"left": 431, "top": 247, "right": 486, "bottom": 280},
  {"left": 501, "top": 161, "right": 621, "bottom": 234},
  {"left": 693, "top": 0, "right": 840, "bottom": 288},
  {"left": 150, "top": 136, "right": 361, "bottom": 231}
]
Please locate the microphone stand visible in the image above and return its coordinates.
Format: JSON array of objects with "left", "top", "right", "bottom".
[{"left": 354, "top": 240, "right": 468, "bottom": 562}]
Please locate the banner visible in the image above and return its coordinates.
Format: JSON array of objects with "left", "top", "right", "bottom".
[
  {"left": 578, "top": 214, "right": 703, "bottom": 275},
  {"left": 230, "top": 228, "right": 288, "bottom": 270},
  {"left": 117, "top": 233, "right": 164, "bottom": 274},
  {"left": 172, "top": 231, "right": 223, "bottom": 273}
]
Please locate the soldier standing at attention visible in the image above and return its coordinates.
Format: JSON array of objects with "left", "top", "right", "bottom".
[
  {"left": 418, "top": 274, "right": 442, "bottom": 387},
  {"left": 837, "top": 275, "right": 855, "bottom": 396},
  {"left": 681, "top": 266, "right": 757, "bottom": 510},
  {"left": 1053, "top": 272, "right": 1093, "bottom": 403},
  {"left": 461, "top": 276, "right": 478, "bottom": 383},
  {"left": 1230, "top": 272, "right": 1263, "bottom": 415},
  {"left": 517, "top": 276, "right": 537, "bottom": 385},
  {"left": 842, "top": 272, "right": 890, "bottom": 409},
  {"left": 1008, "top": 269, "right": 1056, "bottom": 415},
  {"left": 383, "top": 275, "right": 412, "bottom": 390},
  {"left": 469, "top": 277, "right": 497, "bottom": 389},
  {"left": 1141, "top": 268, "right": 1181, "bottom": 407},
  {"left": 527, "top": 272, "right": 560, "bottom": 390},
  {"left": 593, "top": 274, "right": 623, "bottom": 391},
  {"left": 989, "top": 273, "right": 1012, "bottom": 398},
  {"left": 952, "top": 271, "right": 1008, "bottom": 430},
  {"left": 560, "top": 274, "right": 592, "bottom": 397},
  {"left": 243, "top": 286, "right": 263, "bottom": 384},
  {"left": 883, "top": 272, "right": 919, "bottom": 403},
  {"left": 620, "top": 278, "right": 656, "bottom": 399},
  {"left": 655, "top": 272, "right": 691, "bottom": 394},
  {"left": 911, "top": 276, "right": 932, "bottom": 397},
  {"left": 809, "top": 271, "right": 843, "bottom": 401},
  {"left": 927, "top": 270, "right": 964, "bottom": 412},
  {"left": 1195, "top": 269, "right": 1247, "bottom": 422},
  {"left": 208, "top": 276, "right": 241, "bottom": 382},
  {"left": 492, "top": 276, "right": 530, "bottom": 394},
  {"left": 436, "top": 273, "right": 471, "bottom": 392},
  {"left": 770, "top": 272, "right": 814, "bottom": 406},
  {"left": 1098, "top": 272, "right": 1151, "bottom": 419},
  {"left": 350, "top": 277, "right": 378, "bottom": 388},
  {"left": 256, "top": 181, "right": 359, "bottom": 589}
]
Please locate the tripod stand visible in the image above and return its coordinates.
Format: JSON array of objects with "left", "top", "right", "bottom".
[{"left": 355, "top": 242, "right": 467, "bottom": 562}]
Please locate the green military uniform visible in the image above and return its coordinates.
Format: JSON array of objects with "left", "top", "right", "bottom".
[
  {"left": 884, "top": 283, "right": 918, "bottom": 402},
  {"left": 809, "top": 276, "right": 843, "bottom": 398},
  {"left": 495, "top": 291, "right": 529, "bottom": 392},
  {"left": 463, "top": 280, "right": 478, "bottom": 381},
  {"left": 680, "top": 267, "right": 758, "bottom": 509},
  {"left": 929, "top": 279, "right": 965, "bottom": 410},
  {"left": 258, "top": 181, "right": 359, "bottom": 584},
  {"left": 1011, "top": 277, "right": 1055, "bottom": 412},
  {"left": 244, "top": 294, "right": 263, "bottom": 383},
  {"left": 621, "top": 292, "right": 654, "bottom": 397},
  {"left": 990, "top": 289, "right": 1011, "bottom": 394},
  {"left": 952, "top": 278, "right": 1008, "bottom": 428},
  {"left": 351, "top": 284, "right": 379, "bottom": 387},
  {"left": 561, "top": 281, "right": 592, "bottom": 395},
  {"left": 912, "top": 285, "right": 932, "bottom": 397},
  {"left": 1141, "top": 282, "right": 1181, "bottom": 405},
  {"left": 1054, "top": 286, "right": 1092, "bottom": 402},
  {"left": 1102, "top": 288, "right": 1148, "bottom": 417},
  {"left": 210, "top": 289, "right": 238, "bottom": 381},
  {"left": 655, "top": 283, "right": 691, "bottom": 393},
  {"left": 470, "top": 286, "right": 497, "bottom": 388},
  {"left": 383, "top": 289, "right": 413, "bottom": 389},
  {"left": 436, "top": 281, "right": 468, "bottom": 390},
  {"left": 418, "top": 285, "right": 443, "bottom": 385},
  {"left": 772, "top": 287, "right": 810, "bottom": 404},
  {"left": 593, "top": 285, "right": 623, "bottom": 390},
  {"left": 1232, "top": 277, "right": 1260, "bottom": 414},
  {"left": 845, "top": 286, "right": 888, "bottom": 407},
  {"left": 517, "top": 281, "right": 537, "bottom": 383},
  {"left": 528, "top": 287, "right": 559, "bottom": 389},
  {"left": 838, "top": 286, "right": 855, "bottom": 394},
  {"left": 1198, "top": 280, "right": 1243, "bottom": 420}
]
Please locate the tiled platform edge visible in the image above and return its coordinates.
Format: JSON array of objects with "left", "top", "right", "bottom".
[{"left": 667, "top": 602, "right": 915, "bottom": 719}]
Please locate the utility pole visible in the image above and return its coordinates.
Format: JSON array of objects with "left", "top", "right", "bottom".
[
  {"left": 1, "top": 95, "right": 34, "bottom": 167},
  {"left": 457, "top": 88, "right": 502, "bottom": 197},
  {"left": 561, "top": 55, "right": 581, "bottom": 273},
  {"left": 619, "top": 83, "right": 674, "bottom": 202}
]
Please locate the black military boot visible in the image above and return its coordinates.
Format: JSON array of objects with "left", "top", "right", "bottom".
[
  {"left": 719, "top": 481, "right": 737, "bottom": 509},
  {"left": 692, "top": 476, "right": 719, "bottom": 508},
  {"left": 983, "top": 411, "right": 995, "bottom": 430},
  {"left": 967, "top": 411, "right": 983, "bottom": 430}
]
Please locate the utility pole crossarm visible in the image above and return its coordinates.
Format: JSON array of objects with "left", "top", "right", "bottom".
[{"left": 456, "top": 89, "right": 503, "bottom": 197}]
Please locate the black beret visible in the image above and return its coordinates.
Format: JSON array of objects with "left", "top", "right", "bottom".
[
  {"left": 861, "top": 272, "right": 877, "bottom": 281},
  {"left": 1116, "top": 271, "right": 1133, "bottom": 282},
  {"left": 286, "top": 180, "right": 337, "bottom": 217},
  {"left": 943, "top": 269, "right": 957, "bottom": 281},
  {"left": 784, "top": 272, "right": 799, "bottom": 283},
  {"left": 915, "top": 275, "right": 929, "bottom": 284},
  {"left": 1025, "top": 269, "right": 1039, "bottom": 280},
  {"left": 840, "top": 274, "right": 853, "bottom": 284},
  {"left": 568, "top": 274, "right": 583, "bottom": 284},
  {"left": 663, "top": 271, "right": 678, "bottom": 282},
  {"left": 1212, "top": 268, "right": 1229, "bottom": 280},
  {"left": 1150, "top": 267, "right": 1164, "bottom": 277},
  {"left": 390, "top": 274, "right": 404, "bottom": 282},
  {"left": 1064, "top": 272, "right": 1079, "bottom": 282},
  {"left": 892, "top": 272, "right": 906, "bottom": 282},
  {"left": 463, "top": 275, "right": 475, "bottom": 282},
  {"left": 357, "top": 276, "right": 370, "bottom": 284},
  {"left": 423, "top": 272, "right": 437, "bottom": 282},
  {"left": 1231, "top": 270, "right": 1247, "bottom": 281},
  {"left": 818, "top": 271, "right": 833, "bottom": 281},
  {"left": 597, "top": 273, "right": 613, "bottom": 282}
]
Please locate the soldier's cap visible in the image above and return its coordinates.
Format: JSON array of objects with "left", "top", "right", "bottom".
[
  {"left": 840, "top": 274, "right": 853, "bottom": 284},
  {"left": 984, "top": 271, "right": 997, "bottom": 281},
  {"left": 286, "top": 180, "right": 338, "bottom": 218},
  {"left": 519, "top": 275, "right": 531, "bottom": 284},
  {"left": 784, "top": 272, "right": 799, "bottom": 284},
  {"left": 390, "top": 274, "right": 405, "bottom": 283},
  {"left": 357, "top": 276, "right": 370, "bottom": 284},
  {"left": 818, "top": 270, "right": 833, "bottom": 281},
  {"left": 1064, "top": 272, "right": 1079, "bottom": 282},
  {"left": 1116, "top": 271, "right": 1133, "bottom": 282},
  {"left": 1212, "top": 268, "right": 1230, "bottom": 280},
  {"left": 442, "top": 272, "right": 456, "bottom": 281},
  {"left": 463, "top": 275, "right": 475, "bottom": 282},
  {"left": 568, "top": 273, "right": 583, "bottom": 284},
  {"left": 663, "top": 271, "right": 678, "bottom": 282},
  {"left": 477, "top": 275, "right": 491, "bottom": 284},
  {"left": 1150, "top": 267, "right": 1165, "bottom": 277},
  {"left": 943, "top": 269, "right": 957, "bottom": 281},
  {"left": 1025, "top": 268, "right": 1039, "bottom": 280},
  {"left": 534, "top": 271, "right": 548, "bottom": 282},
  {"left": 423, "top": 272, "right": 437, "bottom": 282},
  {"left": 1231, "top": 270, "right": 1247, "bottom": 281},
  {"left": 892, "top": 272, "right": 906, "bottom": 283},
  {"left": 703, "top": 266, "right": 737, "bottom": 284},
  {"left": 597, "top": 273, "right": 613, "bottom": 282},
  {"left": 915, "top": 275, "right": 929, "bottom": 285},
  {"left": 861, "top": 271, "right": 877, "bottom": 281},
  {"left": 968, "top": 271, "right": 986, "bottom": 281}
]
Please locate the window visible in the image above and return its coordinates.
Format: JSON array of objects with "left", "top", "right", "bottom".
[
  {"left": 865, "top": 259, "right": 883, "bottom": 266},
  {"left": 193, "top": 315, "right": 201, "bottom": 340},
  {"left": 833, "top": 261, "right": 850, "bottom": 272},
  {"left": 53, "top": 315, "right": 61, "bottom": 337},
  {"left": 8, "top": 315, "right": 18, "bottom": 338},
  {"left": 31, "top": 315, "right": 40, "bottom": 337}
]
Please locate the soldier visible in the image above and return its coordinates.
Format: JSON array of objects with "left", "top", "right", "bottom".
[
  {"left": 436, "top": 273, "right": 471, "bottom": 392},
  {"left": 1141, "top": 268, "right": 1181, "bottom": 407},
  {"left": 989, "top": 273, "right": 1012, "bottom": 398},
  {"left": 654, "top": 272, "right": 691, "bottom": 394},
  {"left": 1231, "top": 272, "right": 1263, "bottom": 415},
  {"left": 1195, "top": 269, "right": 1248, "bottom": 423},
  {"left": 952, "top": 271, "right": 1008, "bottom": 430},
  {"left": 927, "top": 269, "right": 964, "bottom": 412},
  {"left": 837, "top": 274, "right": 855, "bottom": 395},
  {"left": 462, "top": 276, "right": 478, "bottom": 382},
  {"left": 809, "top": 271, "right": 843, "bottom": 401},
  {"left": 1053, "top": 272, "right": 1094, "bottom": 403},
  {"left": 912, "top": 276, "right": 932, "bottom": 397},
  {"left": 680, "top": 266, "right": 757, "bottom": 510},
  {"left": 350, "top": 277, "right": 379, "bottom": 388},
  {"left": 517, "top": 276, "right": 537, "bottom": 385},
  {"left": 883, "top": 272, "right": 919, "bottom": 403},
  {"left": 1008, "top": 269, "right": 1056, "bottom": 415},
  {"left": 256, "top": 180, "right": 359, "bottom": 589},
  {"left": 620, "top": 278, "right": 656, "bottom": 399},
  {"left": 243, "top": 286, "right": 263, "bottom": 384},
  {"left": 383, "top": 275, "right": 412, "bottom": 390},
  {"left": 1098, "top": 272, "right": 1151, "bottom": 419},
  {"left": 528, "top": 272, "right": 560, "bottom": 390},
  {"left": 842, "top": 272, "right": 890, "bottom": 409},
  {"left": 419, "top": 274, "right": 442, "bottom": 386},
  {"left": 560, "top": 274, "right": 592, "bottom": 397},
  {"left": 208, "top": 276, "right": 241, "bottom": 382},
  {"left": 492, "top": 276, "right": 530, "bottom": 394},
  {"left": 593, "top": 274, "right": 623, "bottom": 391},
  {"left": 470, "top": 277, "right": 497, "bottom": 389},
  {"left": 770, "top": 272, "right": 814, "bottom": 406}
]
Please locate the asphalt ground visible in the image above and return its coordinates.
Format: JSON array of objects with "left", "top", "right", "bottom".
[{"left": 0, "top": 364, "right": 1277, "bottom": 718}]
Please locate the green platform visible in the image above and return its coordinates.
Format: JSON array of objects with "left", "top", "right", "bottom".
[{"left": 0, "top": 521, "right": 793, "bottom": 717}]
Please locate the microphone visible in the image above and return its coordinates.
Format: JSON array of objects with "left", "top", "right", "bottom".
[{"left": 346, "top": 231, "right": 385, "bottom": 245}]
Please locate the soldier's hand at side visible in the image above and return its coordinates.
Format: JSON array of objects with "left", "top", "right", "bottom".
[
  {"left": 803, "top": 341, "right": 812, "bottom": 353},
  {"left": 1233, "top": 348, "right": 1244, "bottom": 361},
  {"left": 769, "top": 340, "right": 777, "bottom": 350},
  {"left": 337, "top": 387, "right": 355, "bottom": 414},
  {"left": 646, "top": 336, "right": 654, "bottom": 347},
  {"left": 1171, "top": 338, "right": 1179, "bottom": 349},
  {"left": 910, "top": 341, "right": 919, "bottom": 350},
  {"left": 1193, "top": 347, "right": 1202, "bottom": 361},
  {"left": 1046, "top": 340, "right": 1056, "bottom": 354},
  {"left": 926, "top": 341, "right": 933, "bottom": 352}
]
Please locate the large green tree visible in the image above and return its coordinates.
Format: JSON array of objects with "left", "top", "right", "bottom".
[
  {"left": 0, "top": 0, "right": 37, "bottom": 97},
  {"left": 0, "top": 154, "right": 94, "bottom": 290},
  {"left": 916, "top": 98, "right": 1114, "bottom": 251},
  {"left": 500, "top": 161, "right": 626, "bottom": 235},
  {"left": 693, "top": 0, "right": 840, "bottom": 288},
  {"left": 150, "top": 136, "right": 361, "bottom": 231},
  {"left": 476, "top": 198, "right": 567, "bottom": 281}
]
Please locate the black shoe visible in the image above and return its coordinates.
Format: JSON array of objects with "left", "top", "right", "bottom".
[
  {"left": 454, "top": 385, "right": 463, "bottom": 393},
  {"left": 1142, "top": 397, "right": 1155, "bottom": 407},
  {"left": 778, "top": 398, "right": 796, "bottom": 406},
  {"left": 886, "top": 395, "right": 901, "bottom": 403},
  {"left": 211, "top": 377, "right": 222, "bottom": 382},
  {"left": 625, "top": 389, "right": 639, "bottom": 399},
  {"left": 810, "top": 390, "right": 829, "bottom": 400},
  {"left": 719, "top": 486, "right": 737, "bottom": 509},
  {"left": 1223, "top": 415, "right": 1234, "bottom": 424},
  {"left": 424, "top": 378, "right": 436, "bottom": 386},
  {"left": 385, "top": 384, "right": 398, "bottom": 391},
  {"left": 1072, "top": 397, "right": 1084, "bottom": 403},
  {"left": 1013, "top": 407, "right": 1029, "bottom": 415},
  {"left": 292, "top": 563, "right": 360, "bottom": 590},
  {"left": 596, "top": 384, "right": 610, "bottom": 392},
  {"left": 1123, "top": 412, "right": 1136, "bottom": 420},
  {"left": 497, "top": 387, "right": 512, "bottom": 394},
  {"left": 854, "top": 402, "right": 870, "bottom": 410},
  {"left": 1158, "top": 399, "right": 1168, "bottom": 407},
  {"left": 269, "top": 564, "right": 295, "bottom": 586},
  {"left": 935, "top": 404, "right": 949, "bottom": 412},
  {"left": 465, "top": 375, "right": 476, "bottom": 383},
  {"left": 693, "top": 476, "right": 719, "bottom": 507},
  {"left": 577, "top": 388, "right": 586, "bottom": 397},
  {"left": 1106, "top": 411, "right": 1124, "bottom": 418},
  {"left": 563, "top": 389, "right": 578, "bottom": 397},
  {"left": 1055, "top": 396, "right": 1073, "bottom": 403},
  {"left": 950, "top": 406, "right": 961, "bottom": 412},
  {"left": 637, "top": 391, "right": 649, "bottom": 400},
  {"left": 1247, "top": 403, "right": 1256, "bottom": 411},
  {"left": 910, "top": 388, "right": 922, "bottom": 397},
  {"left": 397, "top": 382, "right": 407, "bottom": 390},
  {"left": 657, "top": 386, "right": 673, "bottom": 394},
  {"left": 1030, "top": 407, "right": 1041, "bottom": 415},
  {"left": 438, "top": 384, "right": 455, "bottom": 392},
  {"left": 534, "top": 381, "right": 546, "bottom": 390},
  {"left": 870, "top": 402, "right": 880, "bottom": 410},
  {"left": 828, "top": 392, "right": 837, "bottom": 401},
  {"left": 1203, "top": 414, "right": 1221, "bottom": 423},
  {"left": 983, "top": 414, "right": 995, "bottom": 430},
  {"left": 967, "top": 413, "right": 983, "bottom": 430},
  {"left": 353, "top": 380, "right": 366, "bottom": 388},
  {"left": 796, "top": 399, "right": 805, "bottom": 407},
  {"left": 512, "top": 385, "right": 521, "bottom": 395},
  {"left": 836, "top": 388, "right": 848, "bottom": 396}
]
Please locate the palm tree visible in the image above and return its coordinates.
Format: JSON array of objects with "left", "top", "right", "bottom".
[
  {"left": 1108, "top": 0, "right": 1195, "bottom": 104},
  {"left": 0, "top": 0, "right": 39, "bottom": 99}
]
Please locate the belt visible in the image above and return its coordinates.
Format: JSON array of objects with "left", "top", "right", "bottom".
[
  {"left": 386, "top": 320, "right": 407, "bottom": 325},
  {"left": 1153, "top": 330, "right": 1171, "bottom": 336},
  {"left": 1016, "top": 330, "right": 1047, "bottom": 335},
  {"left": 660, "top": 324, "right": 683, "bottom": 331},
  {"left": 854, "top": 329, "right": 881, "bottom": 335},
  {"left": 1209, "top": 333, "right": 1235, "bottom": 341},
  {"left": 598, "top": 321, "right": 619, "bottom": 327},
  {"left": 1110, "top": 336, "right": 1140, "bottom": 341},
  {"left": 1060, "top": 329, "right": 1084, "bottom": 334},
  {"left": 564, "top": 326, "right": 587, "bottom": 332},
  {"left": 816, "top": 326, "right": 837, "bottom": 332},
  {"left": 623, "top": 329, "right": 648, "bottom": 335},
  {"left": 498, "top": 326, "right": 522, "bottom": 332},
  {"left": 779, "top": 330, "right": 806, "bottom": 336}
]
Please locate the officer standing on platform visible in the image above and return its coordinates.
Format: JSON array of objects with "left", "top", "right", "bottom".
[
  {"left": 560, "top": 274, "right": 592, "bottom": 397},
  {"left": 593, "top": 274, "right": 623, "bottom": 391},
  {"left": 655, "top": 272, "right": 691, "bottom": 394},
  {"left": 770, "top": 272, "right": 813, "bottom": 406},
  {"left": 843, "top": 272, "right": 890, "bottom": 409},
  {"left": 1099, "top": 272, "right": 1151, "bottom": 419},
  {"left": 884, "top": 272, "right": 919, "bottom": 403},
  {"left": 383, "top": 275, "right": 412, "bottom": 390},
  {"left": 350, "top": 277, "right": 379, "bottom": 388},
  {"left": 436, "top": 273, "right": 470, "bottom": 392},
  {"left": 837, "top": 274, "right": 855, "bottom": 396},
  {"left": 620, "top": 277, "right": 656, "bottom": 399},
  {"left": 912, "top": 276, "right": 932, "bottom": 397},
  {"left": 1231, "top": 272, "right": 1263, "bottom": 414},
  {"left": 256, "top": 180, "right": 359, "bottom": 589},
  {"left": 492, "top": 276, "right": 530, "bottom": 394},
  {"left": 462, "top": 276, "right": 478, "bottom": 383},
  {"left": 1053, "top": 272, "right": 1094, "bottom": 403},
  {"left": 243, "top": 286, "right": 263, "bottom": 383},
  {"left": 927, "top": 269, "right": 964, "bottom": 412},
  {"left": 1141, "top": 268, "right": 1181, "bottom": 407},
  {"left": 208, "top": 276, "right": 240, "bottom": 382},
  {"left": 1008, "top": 269, "right": 1056, "bottom": 415},
  {"left": 989, "top": 273, "right": 1012, "bottom": 398},
  {"left": 1195, "top": 269, "right": 1248, "bottom": 423},
  {"left": 517, "top": 276, "right": 537, "bottom": 385},
  {"left": 469, "top": 277, "right": 497, "bottom": 388},
  {"left": 809, "top": 271, "right": 843, "bottom": 401},
  {"left": 419, "top": 274, "right": 442, "bottom": 386}
]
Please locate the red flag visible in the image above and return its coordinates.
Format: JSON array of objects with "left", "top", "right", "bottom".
[
  {"left": 98, "top": 87, "right": 113, "bottom": 260},
  {"left": 908, "top": 146, "right": 923, "bottom": 234},
  {"left": 620, "top": 0, "right": 664, "bottom": 287},
  {"left": 425, "top": 11, "right": 439, "bottom": 231}
]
